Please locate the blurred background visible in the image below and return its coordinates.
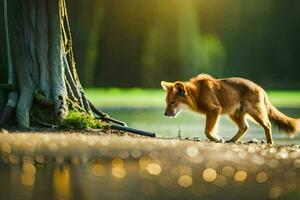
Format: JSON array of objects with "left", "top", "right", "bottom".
[
  {"left": 1, "top": 0, "right": 299, "bottom": 140},
  {"left": 68, "top": 0, "right": 300, "bottom": 141},
  {"left": 1, "top": 2, "right": 300, "bottom": 198},
  {"left": 69, "top": 0, "right": 300, "bottom": 89}
]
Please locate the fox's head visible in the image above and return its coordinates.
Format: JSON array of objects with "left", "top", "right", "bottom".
[{"left": 161, "top": 81, "right": 192, "bottom": 117}]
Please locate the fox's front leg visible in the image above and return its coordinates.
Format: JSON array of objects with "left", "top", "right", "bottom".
[{"left": 204, "top": 112, "right": 224, "bottom": 143}]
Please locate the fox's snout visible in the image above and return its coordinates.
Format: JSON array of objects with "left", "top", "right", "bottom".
[
  {"left": 164, "top": 105, "right": 180, "bottom": 117},
  {"left": 164, "top": 110, "right": 174, "bottom": 117},
  {"left": 164, "top": 111, "right": 168, "bottom": 116}
]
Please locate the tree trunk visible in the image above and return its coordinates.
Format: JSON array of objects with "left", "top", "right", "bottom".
[{"left": 0, "top": 0, "right": 93, "bottom": 128}]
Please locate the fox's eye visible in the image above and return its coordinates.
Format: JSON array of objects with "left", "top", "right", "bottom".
[{"left": 169, "top": 101, "right": 175, "bottom": 106}]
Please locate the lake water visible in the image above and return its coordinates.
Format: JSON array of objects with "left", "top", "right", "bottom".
[{"left": 102, "top": 107, "right": 300, "bottom": 144}]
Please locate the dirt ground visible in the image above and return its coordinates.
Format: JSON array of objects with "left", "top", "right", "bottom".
[{"left": 0, "top": 129, "right": 300, "bottom": 200}]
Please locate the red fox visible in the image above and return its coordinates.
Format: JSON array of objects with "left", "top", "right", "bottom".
[{"left": 161, "top": 74, "right": 300, "bottom": 144}]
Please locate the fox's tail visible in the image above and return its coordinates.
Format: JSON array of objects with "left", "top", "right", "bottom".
[{"left": 266, "top": 98, "right": 300, "bottom": 137}]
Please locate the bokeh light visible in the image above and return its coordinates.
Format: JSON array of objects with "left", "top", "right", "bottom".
[
  {"left": 139, "top": 156, "right": 151, "bottom": 169},
  {"left": 202, "top": 168, "right": 217, "bottom": 182},
  {"left": 256, "top": 171, "right": 268, "bottom": 183},
  {"left": 22, "top": 162, "right": 36, "bottom": 177},
  {"left": 186, "top": 146, "right": 198, "bottom": 158},
  {"left": 21, "top": 160, "right": 36, "bottom": 187},
  {"left": 213, "top": 174, "right": 227, "bottom": 187},
  {"left": 53, "top": 166, "right": 70, "bottom": 200},
  {"left": 221, "top": 166, "right": 235, "bottom": 177},
  {"left": 21, "top": 174, "right": 35, "bottom": 187},
  {"left": 112, "top": 158, "right": 124, "bottom": 168},
  {"left": 234, "top": 170, "right": 247, "bottom": 182},
  {"left": 91, "top": 163, "right": 106, "bottom": 177},
  {"left": 111, "top": 158, "right": 126, "bottom": 179},
  {"left": 269, "top": 159, "right": 279, "bottom": 168},
  {"left": 293, "top": 159, "right": 300, "bottom": 168},
  {"left": 147, "top": 162, "right": 162, "bottom": 176},
  {"left": 111, "top": 166, "right": 126, "bottom": 179},
  {"left": 178, "top": 175, "right": 193, "bottom": 188}
]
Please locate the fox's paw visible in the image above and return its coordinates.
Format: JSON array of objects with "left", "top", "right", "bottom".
[
  {"left": 225, "top": 139, "right": 235, "bottom": 143},
  {"left": 215, "top": 137, "right": 225, "bottom": 143}
]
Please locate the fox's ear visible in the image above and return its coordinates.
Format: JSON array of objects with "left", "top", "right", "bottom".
[
  {"left": 174, "top": 82, "right": 186, "bottom": 96},
  {"left": 161, "top": 81, "right": 173, "bottom": 91}
]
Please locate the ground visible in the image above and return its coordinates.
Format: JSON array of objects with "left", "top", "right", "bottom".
[{"left": 0, "top": 130, "right": 300, "bottom": 200}]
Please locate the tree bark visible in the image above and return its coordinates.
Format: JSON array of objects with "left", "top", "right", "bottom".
[
  {"left": 48, "top": 0, "right": 68, "bottom": 120},
  {"left": 0, "top": 0, "right": 94, "bottom": 128}
]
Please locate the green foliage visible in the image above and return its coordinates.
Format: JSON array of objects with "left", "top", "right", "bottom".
[
  {"left": 71, "top": 0, "right": 300, "bottom": 88},
  {"left": 59, "top": 110, "right": 103, "bottom": 130}
]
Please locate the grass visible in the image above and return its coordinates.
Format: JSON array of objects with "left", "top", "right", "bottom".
[
  {"left": 85, "top": 88, "right": 164, "bottom": 107},
  {"left": 85, "top": 88, "right": 300, "bottom": 108},
  {"left": 267, "top": 90, "right": 300, "bottom": 108}
]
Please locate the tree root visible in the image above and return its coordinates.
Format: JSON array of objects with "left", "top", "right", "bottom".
[
  {"left": 64, "top": 54, "right": 84, "bottom": 108},
  {"left": 12, "top": 0, "right": 35, "bottom": 128},
  {"left": 88, "top": 100, "right": 127, "bottom": 127},
  {"left": 48, "top": 0, "right": 68, "bottom": 121}
]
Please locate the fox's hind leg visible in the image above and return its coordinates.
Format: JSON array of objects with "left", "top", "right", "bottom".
[
  {"left": 227, "top": 112, "right": 249, "bottom": 143},
  {"left": 248, "top": 105, "right": 273, "bottom": 144}
]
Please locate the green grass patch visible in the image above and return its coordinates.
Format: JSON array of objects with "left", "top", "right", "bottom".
[
  {"left": 267, "top": 90, "right": 300, "bottom": 107},
  {"left": 59, "top": 110, "right": 103, "bottom": 129},
  {"left": 85, "top": 88, "right": 164, "bottom": 107},
  {"left": 85, "top": 88, "right": 300, "bottom": 108}
]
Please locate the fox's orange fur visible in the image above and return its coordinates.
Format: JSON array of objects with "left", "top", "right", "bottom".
[{"left": 161, "top": 74, "right": 300, "bottom": 144}]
